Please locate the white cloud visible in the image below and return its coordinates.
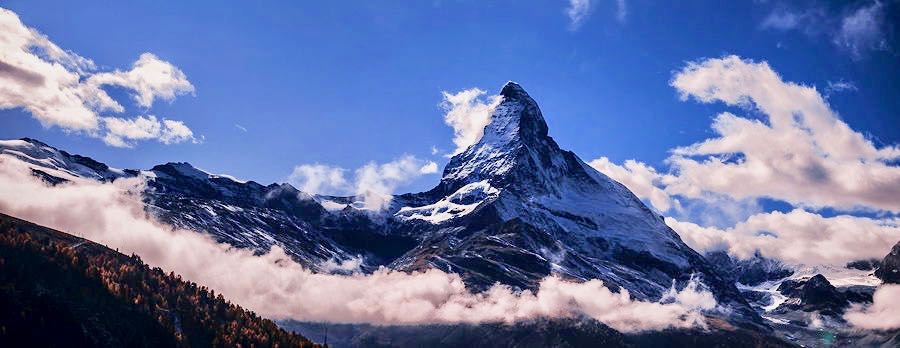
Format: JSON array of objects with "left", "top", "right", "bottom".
[
  {"left": 580, "top": 55, "right": 899, "bottom": 269},
  {"left": 0, "top": 8, "right": 102, "bottom": 131},
  {"left": 87, "top": 53, "right": 194, "bottom": 108},
  {"left": 355, "top": 156, "right": 438, "bottom": 210},
  {"left": 668, "top": 55, "right": 900, "bottom": 213},
  {"left": 665, "top": 209, "right": 900, "bottom": 266},
  {"left": 834, "top": 1, "right": 887, "bottom": 58},
  {"left": 287, "top": 164, "right": 348, "bottom": 195},
  {"left": 588, "top": 157, "right": 677, "bottom": 212},
  {"left": 0, "top": 7, "right": 195, "bottom": 147},
  {"left": 566, "top": 0, "right": 592, "bottom": 31},
  {"left": 420, "top": 161, "right": 439, "bottom": 174},
  {"left": 441, "top": 88, "right": 502, "bottom": 156},
  {"left": 844, "top": 284, "right": 900, "bottom": 330},
  {"left": 0, "top": 156, "right": 717, "bottom": 332},
  {"left": 159, "top": 119, "right": 195, "bottom": 144},
  {"left": 102, "top": 115, "right": 196, "bottom": 148},
  {"left": 288, "top": 156, "right": 439, "bottom": 210}
]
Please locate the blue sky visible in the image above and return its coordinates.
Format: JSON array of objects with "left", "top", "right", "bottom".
[{"left": 2, "top": 0, "right": 898, "bottom": 199}]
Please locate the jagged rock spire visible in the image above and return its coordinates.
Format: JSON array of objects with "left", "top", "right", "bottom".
[{"left": 441, "top": 82, "right": 561, "bottom": 189}]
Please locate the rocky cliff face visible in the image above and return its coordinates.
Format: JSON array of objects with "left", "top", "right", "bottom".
[{"left": 875, "top": 241, "right": 900, "bottom": 284}]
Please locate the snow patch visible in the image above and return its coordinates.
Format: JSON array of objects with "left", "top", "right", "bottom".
[
  {"left": 319, "top": 199, "right": 348, "bottom": 212},
  {"left": 396, "top": 180, "right": 499, "bottom": 223}
]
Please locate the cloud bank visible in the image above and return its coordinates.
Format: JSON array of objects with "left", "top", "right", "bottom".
[
  {"left": 668, "top": 55, "right": 900, "bottom": 213},
  {"left": 587, "top": 55, "right": 900, "bottom": 267},
  {"left": 0, "top": 7, "right": 195, "bottom": 148},
  {"left": 665, "top": 210, "right": 900, "bottom": 266},
  {"left": 844, "top": 284, "right": 900, "bottom": 330},
  {"left": 0, "top": 156, "right": 717, "bottom": 332}
]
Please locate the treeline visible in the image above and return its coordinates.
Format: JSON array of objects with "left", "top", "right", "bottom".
[{"left": 0, "top": 214, "right": 319, "bottom": 347}]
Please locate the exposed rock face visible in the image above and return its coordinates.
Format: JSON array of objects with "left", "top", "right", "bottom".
[
  {"left": 875, "top": 241, "right": 900, "bottom": 284},
  {"left": 0, "top": 82, "right": 762, "bottom": 327},
  {"left": 773, "top": 274, "right": 876, "bottom": 316}
]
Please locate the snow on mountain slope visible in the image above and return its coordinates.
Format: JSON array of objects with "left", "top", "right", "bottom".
[
  {"left": 395, "top": 180, "right": 499, "bottom": 223},
  {"left": 0, "top": 138, "right": 131, "bottom": 182},
  {"left": 383, "top": 82, "right": 760, "bottom": 324},
  {"left": 0, "top": 82, "right": 764, "bottom": 327}
]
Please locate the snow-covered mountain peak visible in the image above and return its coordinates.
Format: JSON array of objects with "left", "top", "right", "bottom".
[
  {"left": 441, "top": 82, "right": 566, "bottom": 191},
  {"left": 496, "top": 81, "right": 549, "bottom": 142},
  {"left": 152, "top": 162, "right": 210, "bottom": 180}
]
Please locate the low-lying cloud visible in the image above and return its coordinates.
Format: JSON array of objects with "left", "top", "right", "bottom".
[
  {"left": 665, "top": 209, "right": 900, "bottom": 266},
  {"left": 844, "top": 284, "right": 900, "bottom": 330},
  {"left": 0, "top": 155, "right": 717, "bottom": 332},
  {"left": 288, "top": 155, "right": 438, "bottom": 210}
]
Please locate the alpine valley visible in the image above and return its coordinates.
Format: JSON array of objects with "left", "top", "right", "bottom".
[{"left": 1, "top": 83, "right": 897, "bottom": 347}]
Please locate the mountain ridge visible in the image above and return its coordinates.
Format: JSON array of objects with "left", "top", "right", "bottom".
[{"left": 0, "top": 82, "right": 764, "bottom": 329}]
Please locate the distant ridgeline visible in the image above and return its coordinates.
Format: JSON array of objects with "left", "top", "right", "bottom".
[{"left": 0, "top": 212, "right": 318, "bottom": 348}]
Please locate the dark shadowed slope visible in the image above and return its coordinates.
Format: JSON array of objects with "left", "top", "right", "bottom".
[
  {"left": 0, "top": 84, "right": 762, "bottom": 327},
  {"left": 0, "top": 212, "right": 318, "bottom": 348}
]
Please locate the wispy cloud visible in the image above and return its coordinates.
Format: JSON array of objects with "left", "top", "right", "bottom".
[
  {"left": 824, "top": 79, "right": 857, "bottom": 96},
  {"left": 833, "top": 1, "right": 888, "bottom": 58},
  {"left": 760, "top": 9, "right": 803, "bottom": 31},
  {"left": 759, "top": 1, "right": 890, "bottom": 59},
  {"left": 565, "top": 0, "right": 592, "bottom": 30}
]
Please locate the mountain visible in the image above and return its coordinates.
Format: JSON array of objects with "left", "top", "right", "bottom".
[
  {"left": 0, "top": 212, "right": 318, "bottom": 347},
  {"left": 705, "top": 251, "right": 794, "bottom": 287},
  {"left": 386, "top": 83, "right": 757, "bottom": 319},
  {"left": 280, "top": 318, "right": 791, "bottom": 348},
  {"left": 1, "top": 83, "right": 762, "bottom": 328}
]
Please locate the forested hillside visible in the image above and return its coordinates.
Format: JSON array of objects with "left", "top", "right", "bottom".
[{"left": 0, "top": 213, "right": 318, "bottom": 348}]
